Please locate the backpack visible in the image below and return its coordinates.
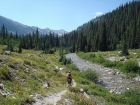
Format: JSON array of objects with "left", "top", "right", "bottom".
[
  {"left": 67, "top": 74, "right": 72, "bottom": 82},
  {"left": 67, "top": 77, "right": 71, "bottom": 82}
]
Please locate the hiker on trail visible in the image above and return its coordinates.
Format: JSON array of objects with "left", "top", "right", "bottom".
[{"left": 67, "top": 71, "right": 72, "bottom": 87}]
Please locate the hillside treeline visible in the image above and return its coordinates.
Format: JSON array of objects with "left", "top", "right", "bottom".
[
  {"left": 60, "top": 1, "right": 140, "bottom": 52},
  {"left": 0, "top": 26, "right": 59, "bottom": 53},
  {"left": 0, "top": 1, "right": 140, "bottom": 53}
]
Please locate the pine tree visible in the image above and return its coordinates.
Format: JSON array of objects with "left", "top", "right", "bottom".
[
  {"left": 121, "top": 41, "right": 129, "bottom": 56},
  {"left": 1, "top": 24, "right": 5, "bottom": 38},
  {"left": 18, "top": 41, "right": 22, "bottom": 53},
  {"left": 98, "top": 21, "right": 108, "bottom": 51},
  {"left": 35, "top": 28, "right": 39, "bottom": 50}
]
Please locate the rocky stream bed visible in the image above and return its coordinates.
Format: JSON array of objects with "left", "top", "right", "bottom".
[{"left": 65, "top": 53, "right": 140, "bottom": 94}]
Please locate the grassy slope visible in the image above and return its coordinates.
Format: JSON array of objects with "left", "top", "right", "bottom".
[
  {"left": 57, "top": 49, "right": 140, "bottom": 105},
  {"left": 1, "top": 45, "right": 140, "bottom": 105},
  {"left": 76, "top": 49, "right": 140, "bottom": 105},
  {"left": 77, "top": 49, "right": 140, "bottom": 76},
  {"left": 0, "top": 45, "right": 66, "bottom": 105}
]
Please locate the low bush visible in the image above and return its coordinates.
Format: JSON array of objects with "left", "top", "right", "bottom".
[
  {"left": 48, "top": 49, "right": 55, "bottom": 54},
  {"left": 20, "top": 96, "right": 35, "bottom": 105},
  {"left": 0, "top": 66, "right": 11, "bottom": 80},
  {"left": 75, "top": 77, "right": 90, "bottom": 85},
  {"left": 94, "top": 57, "right": 105, "bottom": 64},
  {"left": 59, "top": 55, "right": 71, "bottom": 65},
  {"left": 116, "top": 62, "right": 123, "bottom": 69},
  {"left": 67, "top": 64, "right": 79, "bottom": 71},
  {"left": 68, "top": 93, "right": 95, "bottom": 105},
  {"left": 122, "top": 60, "right": 140, "bottom": 73},
  {"left": 24, "top": 60, "right": 31, "bottom": 65},
  {"left": 69, "top": 87, "right": 80, "bottom": 93},
  {"left": 7, "top": 62, "right": 18, "bottom": 69},
  {"left": 37, "top": 73, "right": 45, "bottom": 80},
  {"left": 88, "top": 83, "right": 108, "bottom": 97},
  {"left": 82, "top": 69, "right": 99, "bottom": 82},
  {"left": 123, "top": 89, "right": 140, "bottom": 105},
  {"left": 89, "top": 53, "right": 95, "bottom": 58},
  {"left": 0, "top": 97, "right": 21, "bottom": 105},
  {"left": 102, "top": 60, "right": 118, "bottom": 67},
  {"left": 58, "top": 55, "right": 63, "bottom": 62},
  {"left": 82, "top": 86, "right": 89, "bottom": 93},
  {"left": 44, "top": 49, "right": 55, "bottom": 54}
]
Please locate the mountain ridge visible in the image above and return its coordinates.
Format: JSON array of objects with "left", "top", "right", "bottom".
[{"left": 0, "top": 15, "right": 67, "bottom": 35}]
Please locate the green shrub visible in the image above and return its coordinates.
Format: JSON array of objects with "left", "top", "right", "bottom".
[
  {"left": 58, "top": 55, "right": 63, "bottom": 62},
  {"left": 105, "top": 94, "right": 125, "bottom": 104},
  {"left": 80, "top": 79, "right": 90, "bottom": 85},
  {"left": 39, "top": 65, "right": 45, "bottom": 69},
  {"left": 103, "top": 60, "right": 118, "bottom": 67},
  {"left": 75, "top": 77, "right": 90, "bottom": 85},
  {"left": 59, "top": 56, "right": 71, "bottom": 65},
  {"left": 69, "top": 93, "right": 94, "bottom": 105},
  {"left": 0, "top": 97, "right": 21, "bottom": 105},
  {"left": 62, "top": 57, "right": 67, "bottom": 65},
  {"left": 89, "top": 53, "right": 95, "bottom": 58},
  {"left": 116, "top": 62, "right": 123, "bottom": 68},
  {"left": 68, "top": 64, "right": 79, "bottom": 71},
  {"left": 24, "top": 60, "right": 31, "bottom": 65},
  {"left": 124, "top": 89, "right": 140, "bottom": 105},
  {"left": 69, "top": 87, "right": 80, "bottom": 93},
  {"left": 126, "top": 72, "right": 137, "bottom": 78},
  {"left": 48, "top": 49, "right": 55, "bottom": 54},
  {"left": 20, "top": 96, "right": 35, "bottom": 105},
  {"left": 66, "top": 58, "right": 71, "bottom": 64},
  {"left": 37, "top": 73, "right": 45, "bottom": 80},
  {"left": 82, "top": 86, "right": 89, "bottom": 93},
  {"left": 7, "top": 62, "right": 18, "bottom": 69},
  {"left": 94, "top": 57, "right": 105, "bottom": 64},
  {"left": 88, "top": 83, "right": 108, "bottom": 97},
  {"left": 8, "top": 62, "right": 16, "bottom": 69},
  {"left": 0, "top": 66, "right": 11, "bottom": 80},
  {"left": 82, "top": 69, "right": 99, "bottom": 82},
  {"left": 122, "top": 60, "right": 140, "bottom": 73},
  {"left": 44, "top": 68, "right": 49, "bottom": 72},
  {"left": 44, "top": 49, "right": 55, "bottom": 54}
]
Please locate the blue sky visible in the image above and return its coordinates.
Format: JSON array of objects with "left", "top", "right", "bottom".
[{"left": 0, "top": 0, "right": 132, "bottom": 32}]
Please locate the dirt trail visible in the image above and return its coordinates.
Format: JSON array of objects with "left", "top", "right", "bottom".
[
  {"left": 32, "top": 53, "right": 140, "bottom": 105},
  {"left": 65, "top": 53, "right": 140, "bottom": 94},
  {"left": 33, "top": 89, "right": 67, "bottom": 105},
  {"left": 32, "top": 78, "right": 76, "bottom": 105}
]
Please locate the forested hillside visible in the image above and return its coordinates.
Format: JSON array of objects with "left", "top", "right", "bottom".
[
  {"left": 0, "top": 1, "right": 140, "bottom": 54},
  {"left": 60, "top": 1, "right": 140, "bottom": 52},
  {"left": 0, "top": 26, "right": 59, "bottom": 53},
  {"left": 1, "top": 1, "right": 140, "bottom": 105}
]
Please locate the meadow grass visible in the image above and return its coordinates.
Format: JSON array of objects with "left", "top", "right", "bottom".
[
  {"left": 1, "top": 44, "right": 140, "bottom": 105},
  {"left": 61, "top": 50, "right": 140, "bottom": 105},
  {"left": 77, "top": 50, "right": 140, "bottom": 76},
  {"left": 0, "top": 45, "right": 66, "bottom": 105}
]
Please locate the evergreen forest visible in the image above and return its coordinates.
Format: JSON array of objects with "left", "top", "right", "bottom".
[
  {"left": 60, "top": 1, "right": 140, "bottom": 53},
  {"left": 1, "top": 1, "right": 140, "bottom": 105},
  {"left": 0, "top": 1, "right": 140, "bottom": 54}
]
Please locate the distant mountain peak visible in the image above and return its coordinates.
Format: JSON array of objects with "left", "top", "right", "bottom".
[{"left": 0, "top": 15, "right": 67, "bottom": 35}]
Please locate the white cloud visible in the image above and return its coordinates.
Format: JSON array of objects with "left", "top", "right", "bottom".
[{"left": 95, "top": 12, "right": 103, "bottom": 16}]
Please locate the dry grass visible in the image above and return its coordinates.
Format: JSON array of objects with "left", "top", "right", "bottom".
[{"left": 0, "top": 45, "right": 66, "bottom": 104}]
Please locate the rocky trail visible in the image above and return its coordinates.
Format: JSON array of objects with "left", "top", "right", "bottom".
[
  {"left": 32, "top": 74, "right": 76, "bottom": 105},
  {"left": 32, "top": 53, "right": 140, "bottom": 105},
  {"left": 65, "top": 53, "right": 140, "bottom": 94}
]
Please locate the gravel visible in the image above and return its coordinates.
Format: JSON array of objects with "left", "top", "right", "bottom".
[{"left": 65, "top": 53, "right": 140, "bottom": 94}]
